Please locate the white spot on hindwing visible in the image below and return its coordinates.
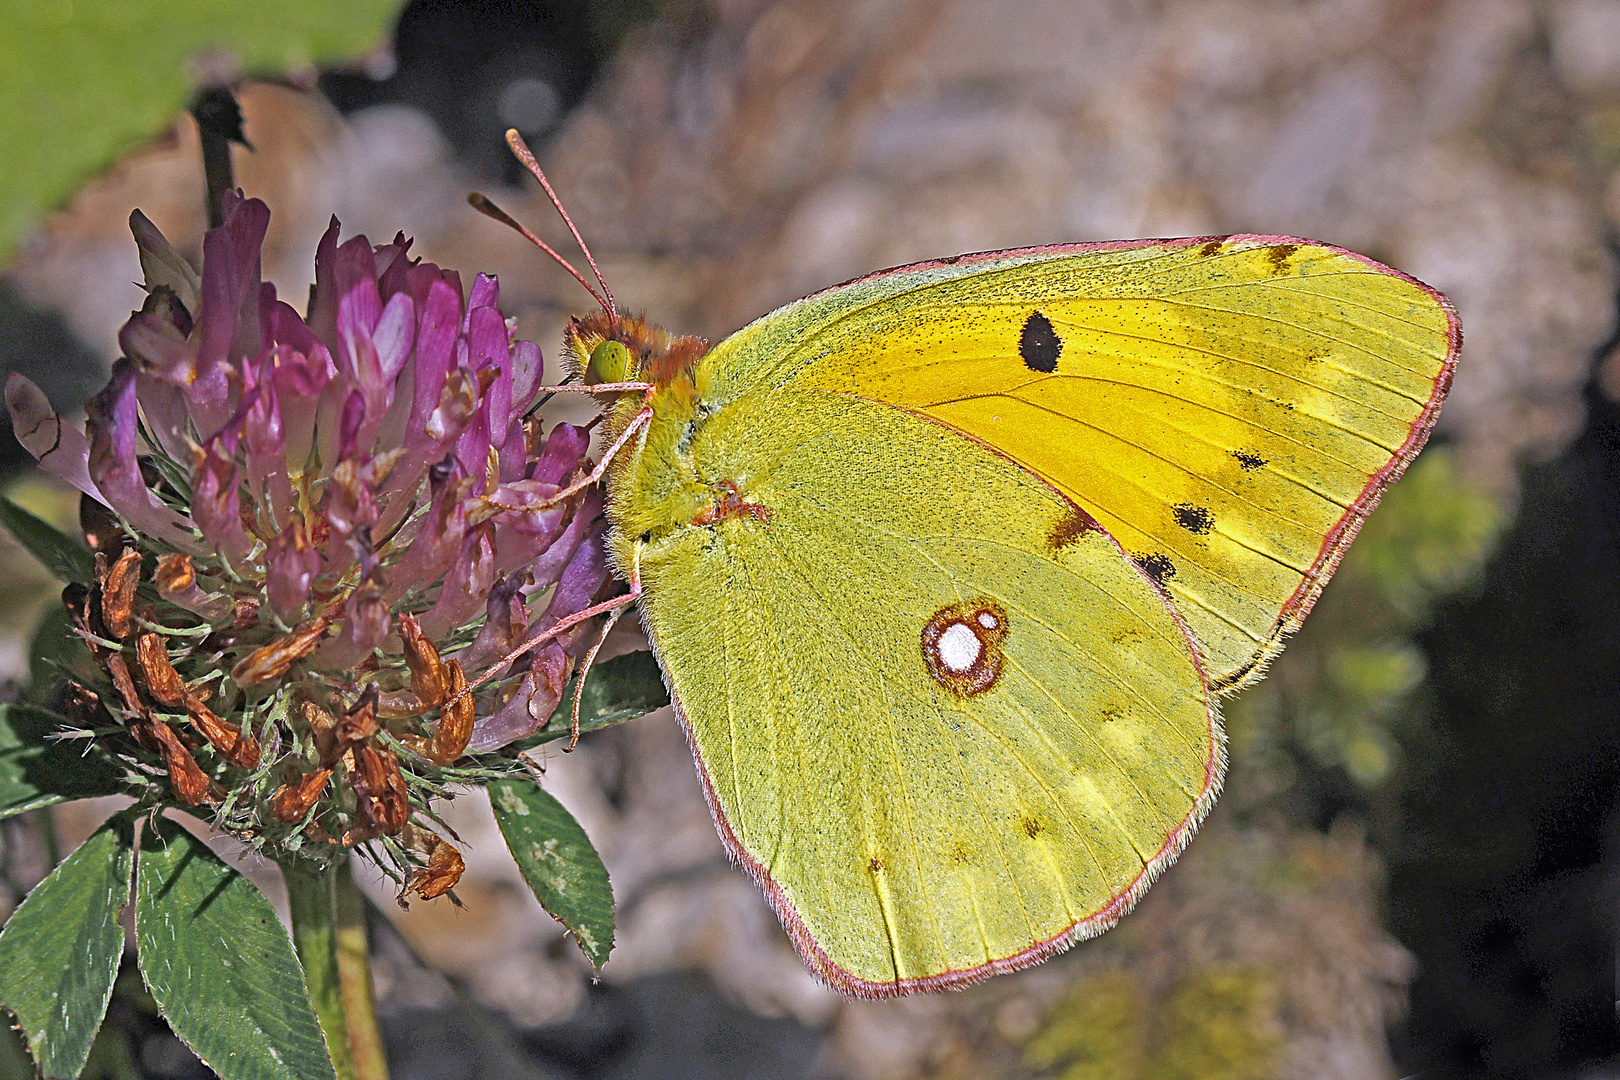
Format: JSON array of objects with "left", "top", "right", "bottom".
[{"left": 937, "top": 623, "right": 982, "bottom": 672}]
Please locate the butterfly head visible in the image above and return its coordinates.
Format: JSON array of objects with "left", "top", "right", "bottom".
[{"left": 565, "top": 311, "right": 709, "bottom": 392}]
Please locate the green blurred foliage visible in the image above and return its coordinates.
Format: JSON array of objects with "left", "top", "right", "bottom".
[
  {"left": 1154, "top": 967, "right": 1280, "bottom": 1080},
  {"left": 1026, "top": 966, "right": 1279, "bottom": 1080},
  {"left": 1227, "top": 447, "right": 1506, "bottom": 794},
  {"left": 1025, "top": 971, "right": 1147, "bottom": 1080},
  {"left": 0, "top": 0, "right": 400, "bottom": 264}
]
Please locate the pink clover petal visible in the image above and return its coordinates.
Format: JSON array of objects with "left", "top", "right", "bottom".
[
  {"left": 119, "top": 311, "right": 190, "bottom": 381},
  {"left": 85, "top": 364, "right": 201, "bottom": 550},
  {"left": 129, "top": 209, "right": 201, "bottom": 312},
  {"left": 456, "top": 574, "right": 530, "bottom": 673},
  {"left": 510, "top": 340, "right": 542, "bottom": 416},
  {"left": 466, "top": 306, "right": 512, "bottom": 434},
  {"left": 417, "top": 525, "right": 496, "bottom": 641},
  {"left": 379, "top": 465, "right": 471, "bottom": 606},
  {"left": 498, "top": 418, "right": 527, "bottom": 483},
  {"left": 5, "top": 374, "right": 104, "bottom": 503},
  {"left": 465, "top": 642, "right": 569, "bottom": 754},
  {"left": 193, "top": 192, "right": 269, "bottom": 378},
  {"left": 527, "top": 489, "right": 603, "bottom": 590},
  {"left": 463, "top": 274, "right": 499, "bottom": 333},
  {"left": 306, "top": 217, "right": 343, "bottom": 348},
  {"left": 542, "top": 518, "right": 610, "bottom": 634},
  {"left": 190, "top": 439, "right": 255, "bottom": 565},
  {"left": 530, "top": 424, "right": 590, "bottom": 486},
  {"left": 133, "top": 373, "right": 192, "bottom": 461},
  {"left": 265, "top": 517, "right": 322, "bottom": 623}
]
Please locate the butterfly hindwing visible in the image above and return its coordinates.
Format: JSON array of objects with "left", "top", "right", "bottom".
[
  {"left": 633, "top": 388, "right": 1218, "bottom": 993},
  {"left": 694, "top": 236, "right": 1458, "bottom": 689}
]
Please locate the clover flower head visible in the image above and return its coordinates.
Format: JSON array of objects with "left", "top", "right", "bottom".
[{"left": 7, "top": 192, "right": 611, "bottom": 893}]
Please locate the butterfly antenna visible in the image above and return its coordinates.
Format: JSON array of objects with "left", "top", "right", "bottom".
[
  {"left": 504, "top": 128, "right": 617, "bottom": 320},
  {"left": 467, "top": 191, "right": 612, "bottom": 317}
]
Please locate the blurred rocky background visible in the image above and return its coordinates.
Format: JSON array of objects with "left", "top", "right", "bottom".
[{"left": 2, "top": 0, "right": 1618, "bottom": 1077}]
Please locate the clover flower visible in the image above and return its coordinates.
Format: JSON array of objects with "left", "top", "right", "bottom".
[{"left": 6, "top": 192, "right": 612, "bottom": 894}]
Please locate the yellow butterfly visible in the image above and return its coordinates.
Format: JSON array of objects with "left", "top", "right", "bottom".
[{"left": 497, "top": 139, "right": 1457, "bottom": 997}]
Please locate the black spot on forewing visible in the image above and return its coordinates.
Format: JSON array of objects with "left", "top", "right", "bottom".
[
  {"left": 1135, "top": 552, "right": 1176, "bottom": 585},
  {"left": 1198, "top": 238, "right": 1228, "bottom": 259},
  {"left": 1231, "top": 449, "right": 1267, "bottom": 471},
  {"left": 1019, "top": 311, "right": 1062, "bottom": 373},
  {"left": 1172, "top": 503, "right": 1214, "bottom": 535}
]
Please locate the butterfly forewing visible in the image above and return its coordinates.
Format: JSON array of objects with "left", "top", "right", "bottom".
[{"left": 698, "top": 237, "right": 1457, "bottom": 689}]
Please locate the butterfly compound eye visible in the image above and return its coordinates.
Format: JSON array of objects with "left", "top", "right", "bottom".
[{"left": 587, "top": 339, "right": 633, "bottom": 384}]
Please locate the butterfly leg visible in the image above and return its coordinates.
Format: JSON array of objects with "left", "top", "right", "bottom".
[
  {"left": 564, "top": 594, "right": 632, "bottom": 752},
  {"left": 562, "top": 543, "right": 644, "bottom": 750},
  {"left": 528, "top": 381, "right": 653, "bottom": 395},
  {"left": 461, "top": 578, "right": 644, "bottom": 702},
  {"left": 525, "top": 392, "right": 655, "bottom": 511}
]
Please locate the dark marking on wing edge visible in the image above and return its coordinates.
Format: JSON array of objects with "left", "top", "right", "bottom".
[
  {"left": 1232, "top": 449, "right": 1267, "bottom": 471},
  {"left": 1265, "top": 243, "right": 1300, "bottom": 274},
  {"left": 1019, "top": 310, "right": 1062, "bottom": 373},
  {"left": 1046, "top": 506, "right": 1102, "bottom": 552},
  {"left": 1198, "top": 238, "right": 1228, "bottom": 259},
  {"left": 1135, "top": 552, "right": 1176, "bottom": 585},
  {"left": 1172, "top": 503, "right": 1214, "bottom": 535}
]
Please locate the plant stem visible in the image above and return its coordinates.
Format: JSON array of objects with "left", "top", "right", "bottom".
[
  {"left": 334, "top": 860, "right": 389, "bottom": 1080},
  {"left": 281, "top": 856, "right": 356, "bottom": 1080}
]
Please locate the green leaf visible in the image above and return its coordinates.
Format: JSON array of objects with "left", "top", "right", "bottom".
[
  {"left": 0, "top": 2, "right": 399, "bottom": 263},
  {"left": 504, "top": 649, "right": 670, "bottom": 753},
  {"left": 0, "top": 498, "right": 92, "bottom": 585},
  {"left": 0, "top": 704, "right": 126, "bottom": 820},
  {"left": 28, "top": 602, "right": 91, "bottom": 702},
  {"left": 490, "top": 778, "right": 615, "bottom": 970},
  {"left": 134, "top": 817, "right": 338, "bottom": 1080},
  {"left": 0, "top": 816, "right": 135, "bottom": 1080}
]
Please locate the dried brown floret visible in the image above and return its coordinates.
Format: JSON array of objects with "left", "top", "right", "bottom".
[
  {"left": 270, "top": 767, "right": 332, "bottom": 823},
  {"left": 99, "top": 547, "right": 142, "bottom": 640},
  {"left": 430, "top": 659, "right": 473, "bottom": 764},
  {"left": 230, "top": 616, "right": 329, "bottom": 686}
]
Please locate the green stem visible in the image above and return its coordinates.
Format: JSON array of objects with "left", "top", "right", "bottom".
[
  {"left": 281, "top": 857, "right": 356, "bottom": 1080},
  {"left": 334, "top": 861, "right": 390, "bottom": 1080}
]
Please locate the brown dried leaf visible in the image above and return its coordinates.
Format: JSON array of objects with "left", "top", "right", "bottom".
[
  {"left": 351, "top": 743, "right": 409, "bottom": 835},
  {"left": 298, "top": 699, "right": 339, "bottom": 766},
  {"left": 146, "top": 718, "right": 221, "bottom": 805},
  {"left": 153, "top": 551, "right": 195, "bottom": 594},
  {"left": 105, "top": 653, "right": 146, "bottom": 718},
  {"left": 333, "top": 690, "right": 380, "bottom": 755}
]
